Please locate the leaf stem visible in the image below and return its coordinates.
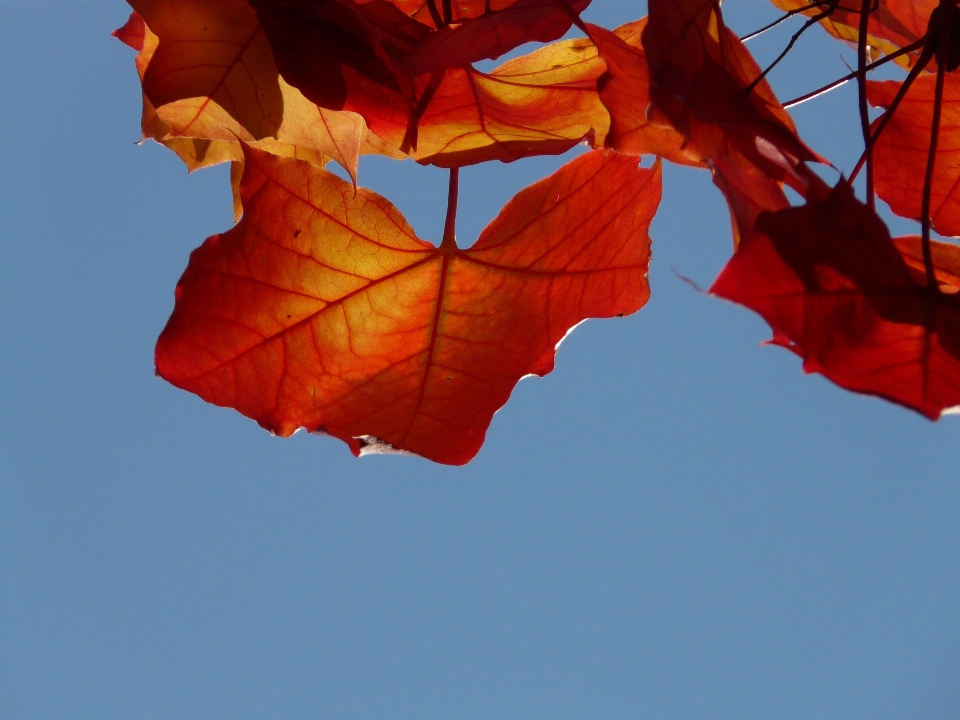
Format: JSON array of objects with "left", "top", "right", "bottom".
[
  {"left": 442, "top": 167, "right": 460, "bottom": 249},
  {"left": 741, "top": 1, "right": 830, "bottom": 42},
  {"left": 857, "top": 0, "right": 876, "bottom": 208},
  {"left": 921, "top": 0, "right": 954, "bottom": 292},
  {"left": 425, "top": 0, "right": 444, "bottom": 28},
  {"left": 782, "top": 39, "right": 924, "bottom": 108}
]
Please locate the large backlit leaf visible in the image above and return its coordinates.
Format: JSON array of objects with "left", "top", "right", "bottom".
[
  {"left": 868, "top": 73, "right": 960, "bottom": 238},
  {"left": 712, "top": 181, "right": 960, "bottom": 419},
  {"left": 155, "top": 146, "right": 660, "bottom": 464}
]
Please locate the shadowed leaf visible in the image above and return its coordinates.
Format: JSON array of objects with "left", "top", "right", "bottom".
[
  {"left": 130, "top": 0, "right": 284, "bottom": 140},
  {"left": 712, "top": 181, "right": 960, "bottom": 419},
  {"left": 643, "top": 0, "right": 822, "bottom": 194},
  {"left": 116, "top": 5, "right": 398, "bottom": 181},
  {"left": 250, "top": 0, "right": 422, "bottom": 149}
]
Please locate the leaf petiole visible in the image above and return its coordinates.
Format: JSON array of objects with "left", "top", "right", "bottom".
[
  {"left": 920, "top": 0, "right": 955, "bottom": 292},
  {"left": 442, "top": 167, "right": 460, "bottom": 249},
  {"left": 857, "top": 0, "right": 876, "bottom": 208}
]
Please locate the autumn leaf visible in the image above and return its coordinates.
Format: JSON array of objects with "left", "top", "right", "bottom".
[
  {"left": 643, "top": 0, "right": 822, "bottom": 194},
  {"left": 251, "top": 0, "right": 594, "bottom": 157},
  {"left": 868, "top": 73, "right": 960, "bottom": 238},
  {"left": 712, "top": 181, "right": 960, "bottom": 419},
  {"left": 252, "top": 31, "right": 609, "bottom": 166},
  {"left": 114, "top": 11, "right": 240, "bottom": 170},
  {"left": 155, "top": 146, "right": 660, "bottom": 464},
  {"left": 129, "top": 0, "right": 284, "bottom": 140},
  {"left": 407, "top": 38, "right": 609, "bottom": 166},
  {"left": 768, "top": 0, "right": 936, "bottom": 70},
  {"left": 118, "top": 3, "right": 392, "bottom": 182}
]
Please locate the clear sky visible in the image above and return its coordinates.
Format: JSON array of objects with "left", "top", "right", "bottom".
[{"left": 2, "top": 0, "right": 958, "bottom": 717}]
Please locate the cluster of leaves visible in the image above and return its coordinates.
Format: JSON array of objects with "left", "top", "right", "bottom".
[{"left": 115, "top": 0, "right": 960, "bottom": 465}]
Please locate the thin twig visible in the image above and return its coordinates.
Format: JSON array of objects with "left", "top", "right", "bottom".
[
  {"left": 858, "top": 0, "right": 875, "bottom": 208},
  {"left": 849, "top": 43, "right": 934, "bottom": 181},
  {"left": 782, "top": 39, "right": 924, "bottom": 107},
  {"left": 746, "top": 1, "right": 840, "bottom": 93},
  {"left": 921, "top": 0, "right": 954, "bottom": 292},
  {"left": 741, "top": 1, "right": 827, "bottom": 42}
]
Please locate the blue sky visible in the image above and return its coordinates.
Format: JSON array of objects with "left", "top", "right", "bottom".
[{"left": 2, "top": 0, "right": 958, "bottom": 717}]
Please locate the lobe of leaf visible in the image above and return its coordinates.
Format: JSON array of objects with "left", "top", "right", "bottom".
[
  {"left": 711, "top": 181, "right": 960, "bottom": 419},
  {"left": 583, "top": 19, "right": 701, "bottom": 165},
  {"left": 155, "top": 145, "right": 660, "bottom": 464},
  {"left": 868, "top": 73, "right": 960, "bottom": 238},
  {"left": 710, "top": 148, "right": 791, "bottom": 249},
  {"left": 408, "top": 39, "right": 610, "bottom": 167},
  {"left": 768, "top": 0, "right": 936, "bottom": 70},
  {"left": 401, "top": 0, "right": 591, "bottom": 76},
  {"left": 643, "top": 0, "right": 823, "bottom": 194}
]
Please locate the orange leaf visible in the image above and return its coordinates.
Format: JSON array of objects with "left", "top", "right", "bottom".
[
  {"left": 407, "top": 39, "right": 610, "bottom": 166},
  {"left": 130, "top": 0, "right": 284, "bottom": 140},
  {"left": 155, "top": 146, "right": 660, "bottom": 464},
  {"left": 868, "top": 73, "right": 960, "bottom": 238},
  {"left": 711, "top": 181, "right": 960, "bottom": 419},
  {"left": 120, "top": 2, "right": 392, "bottom": 181},
  {"left": 643, "top": 0, "right": 822, "bottom": 194},
  {"left": 768, "top": 0, "right": 935, "bottom": 70}
]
